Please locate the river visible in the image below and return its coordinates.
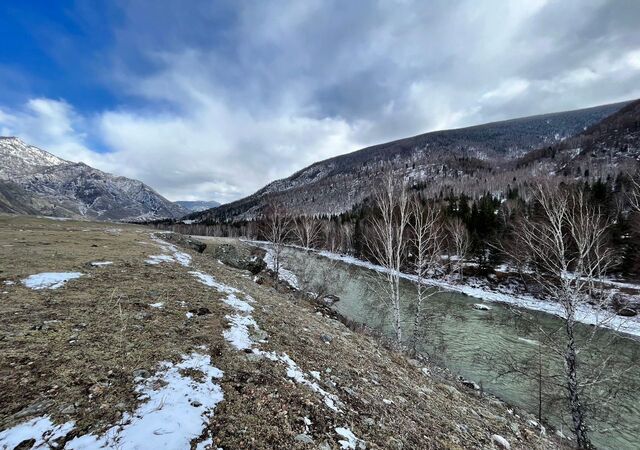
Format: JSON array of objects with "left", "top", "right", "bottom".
[{"left": 278, "top": 246, "right": 640, "bottom": 450}]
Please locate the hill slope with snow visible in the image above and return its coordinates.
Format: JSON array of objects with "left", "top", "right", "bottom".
[{"left": 191, "top": 100, "right": 636, "bottom": 221}]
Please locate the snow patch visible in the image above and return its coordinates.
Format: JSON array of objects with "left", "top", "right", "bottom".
[
  {"left": 190, "top": 267, "right": 343, "bottom": 414},
  {"left": 335, "top": 427, "right": 365, "bottom": 449},
  {"left": 0, "top": 416, "right": 75, "bottom": 449},
  {"left": 0, "top": 353, "right": 223, "bottom": 450},
  {"left": 190, "top": 271, "right": 239, "bottom": 294},
  {"left": 67, "top": 352, "right": 223, "bottom": 449},
  {"left": 91, "top": 261, "right": 113, "bottom": 267},
  {"left": 261, "top": 246, "right": 299, "bottom": 288},
  {"left": 146, "top": 254, "right": 174, "bottom": 265},
  {"left": 222, "top": 293, "right": 254, "bottom": 313},
  {"left": 149, "top": 235, "right": 192, "bottom": 267},
  {"left": 223, "top": 314, "right": 259, "bottom": 350},
  {"left": 22, "top": 272, "right": 82, "bottom": 290}
]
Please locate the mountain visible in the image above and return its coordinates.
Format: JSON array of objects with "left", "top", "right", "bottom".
[
  {"left": 0, "top": 137, "right": 189, "bottom": 221},
  {"left": 190, "top": 100, "right": 635, "bottom": 222},
  {"left": 176, "top": 200, "right": 221, "bottom": 212}
]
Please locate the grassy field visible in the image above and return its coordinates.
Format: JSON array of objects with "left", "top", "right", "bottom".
[{"left": 0, "top": 215, "right": 561, "bottom": 449}]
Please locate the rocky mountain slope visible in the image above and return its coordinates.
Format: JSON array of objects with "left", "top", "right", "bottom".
[
  {"left": 176, "top": 200, "right": 221, "bottom": 212},
  {"left": 191, "top": 100, "right": 635, "bottom": 222},
  {"left": 0, "top": 137, "right": 188, "bottom": 221}
]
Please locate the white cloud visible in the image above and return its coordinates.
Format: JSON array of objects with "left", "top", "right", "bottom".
[
  {"left": 481, "top": 79, "right": 531, "bottom": 102},
  {"left": 1, "top": 1, "right": 639, "bottom": 203}
]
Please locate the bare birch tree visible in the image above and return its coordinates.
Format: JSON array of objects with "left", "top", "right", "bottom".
[
  {"left": 509, "top": 184, "right": 614, "bottom": 449},
  {"left": 262, "top": 203, "right": 293, "bottom": 287},
  {"left": 629, "top": 174, "right": 640, "bottom": 214},
  {"left": 365, "top": 173, "right": 411, "bottom": 343},
  {"left": 446, "top": 217, "right": 470, "bottom": 281},
  {"left": 408, "top": 196, "right": 445, "bottom": 352},
  {"left": 293, "top": 216, "right": 323, "bottom": 250}
]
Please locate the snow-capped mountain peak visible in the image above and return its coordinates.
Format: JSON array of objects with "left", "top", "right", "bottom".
[
  {"left": 0, "top": 137, "right": 67, "bottom": 179},
  {"left": 0, "top": 136, "right": 188, "bottom": 221}
]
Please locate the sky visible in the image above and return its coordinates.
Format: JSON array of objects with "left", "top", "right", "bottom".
[{"left": 0, "top": 0, "right": 639, "bottom": 203}]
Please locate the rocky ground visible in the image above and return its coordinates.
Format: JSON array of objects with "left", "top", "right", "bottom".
[{"left": 0, "top": 215, "right": 562, "bottom": 449}]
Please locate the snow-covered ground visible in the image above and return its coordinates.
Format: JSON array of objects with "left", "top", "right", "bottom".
[
  {"left": 0, "top": 352, "right": 224, "bottom": 450},
  {"left": 335, "top": 426, "right": 366, "bottom": 449},
  {"left": 147, "top": 235, "right": 192, "bottom": 267},
  {"left": 261, "top": 246, "right": 299, "bottom": 288},
  {"left": 189, "top": 265, "right": 345, "bottom": 415},
  {"left": 22, "top": 272, "right": 83, "bottom": 290}
]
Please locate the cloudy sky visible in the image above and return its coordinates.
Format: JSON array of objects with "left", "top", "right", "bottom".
[{"left": 1, "top": 0, "right": 639, "bottom": 202}]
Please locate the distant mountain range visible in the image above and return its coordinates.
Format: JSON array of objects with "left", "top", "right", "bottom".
[
  {"left": 175, "top": 200, "right": 221, "bottom": 212},
  {"left": 0, "top": 137, "right": 188, "bottom": 221},
  {"left": 190, "top": 100, "right": 639, "bottom": 222}
]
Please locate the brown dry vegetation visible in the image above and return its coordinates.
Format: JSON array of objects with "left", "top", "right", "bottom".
[{"left": 0, "top": 215, "right": 561, "bottom": 449}]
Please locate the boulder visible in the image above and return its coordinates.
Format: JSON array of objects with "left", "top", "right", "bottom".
[{"left": 322, "top": 294, "right": 340, "bottom": 306}]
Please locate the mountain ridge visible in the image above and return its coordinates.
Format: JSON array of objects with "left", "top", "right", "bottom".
[
  {"left": 190, "top": 99, "right": 636, "bottom": 222},
  {"left": 176, "top": 200, "right": 221, "bottom": 212},
  {"left": 0, "top": 137, "right": 188, "bottom": 221}
]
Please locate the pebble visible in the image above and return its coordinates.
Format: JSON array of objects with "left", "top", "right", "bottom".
[{"left": 363, "top": 417, "right": 375, "bottom": 427}]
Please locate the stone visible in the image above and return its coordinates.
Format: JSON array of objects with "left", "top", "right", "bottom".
[
  {"left": 133, "top": 369, "right": 151, "bottom": 379},
  {"left": 491, "top": 434, "right": 510, "bottom": 449},
  {"left": 460, "top": 378, "right": 480, "bottom": 390},
  {"left": 472, "top": 303, "right": 492, "bottom": 311},
  {"left": 294, "top": 434, "right": 314, "bottom": 444},
  {"left": 320, "top": 334, "right": 333, "bottom": 344},
  {"left": 60, "top": 404, "right": 76, "bottom": 415},
  {"left": 14, "top": 400, "right": 54, "bottom": 419},
  {"left": 363, "top": 417, "right": 375, "bottom": 427},
  {"left": 189, "top": 307, "right": 211, "bottom": 316},
  {"left": 134, "top": 311, "right": 151, "bottom": 321},
  {"left": 14, "top": 439, "right": 36, "bottom": 450},
  {"left": 322, "top": 294, "right": 340, "bottom": 306},
  {"left": 617, "top": 307, "right": 637, "bottom": 317}
]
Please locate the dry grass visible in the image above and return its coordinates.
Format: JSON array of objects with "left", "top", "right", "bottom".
[{"left": 0, "top": 215, "right": 562, "bottom": 449}]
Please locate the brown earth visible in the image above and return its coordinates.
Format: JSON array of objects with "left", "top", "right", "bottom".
[{"left": 0, "top": 215, "right": 562, "bottom": 449}]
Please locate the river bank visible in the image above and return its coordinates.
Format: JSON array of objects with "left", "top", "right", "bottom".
[{"left": 245, "top": 240, "right": 640, "bottom": 339}]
